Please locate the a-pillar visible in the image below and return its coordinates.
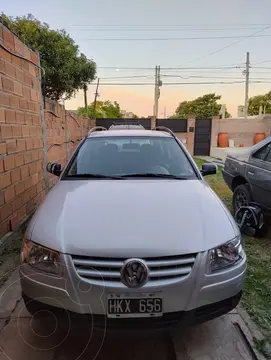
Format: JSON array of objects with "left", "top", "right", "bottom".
[{"left": 187, "top": 117, "right": 196, "bottom": 155}]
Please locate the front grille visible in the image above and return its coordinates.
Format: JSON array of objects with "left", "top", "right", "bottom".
[{"left": 71, "top": 254, "right": 197, "bottom": 286}]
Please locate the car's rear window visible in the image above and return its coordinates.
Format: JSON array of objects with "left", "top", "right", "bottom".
[{"left": 64, "top": 136, "right": 197, "bottom": 179}]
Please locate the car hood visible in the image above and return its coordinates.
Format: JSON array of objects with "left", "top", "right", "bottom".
[
  {"left": 227, "top": 149, "right": 251, "bottom": 162},
  {"left": 29, "top": 179, "right": 238, "bottom": 257}
]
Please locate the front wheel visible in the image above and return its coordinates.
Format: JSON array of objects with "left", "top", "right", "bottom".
[{"left": 233, "top": 184, "right": 252, "bottom": 214}]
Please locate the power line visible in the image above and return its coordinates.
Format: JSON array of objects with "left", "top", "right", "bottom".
[
  {"left": 157, "top": 68, "right": 244, "bottom": 73},
  {"left": 250, "top": 77, "right": 271, "bottom": 80},
  {"left": 161, "top": 73, "right": 244, "bottom": 78},
  {"left": 161, "top": 66, "right": 242, "bottom": 70},
  {"left": 97, "top": 65, "right": 242, "bottom": 70},
  {"left": 250, "top": 81, "right": 271, "bottom": 83},
  {"left": 98, "top": 66, "right": 154, "bottom": 70},
  {"left": 71, "top": 27, "right": 266, "bottom": 32},
  {"left": 99, "top": 75, "right": 154, "bottom": 80},
  {"left": 251, "top": 60, "right": 271, "bottom": 65},
  {"left": 91, "top": 80, "right": 245, "bottom": 86},
  {"left": 250, "top": 71, "right": 271, "bottom": 74},
  {"left": 102, "top": 74, "right": 247, "bottom": 80},
  {"left": 83, "top": 34, "right": 271, "bottom": 41},
  {"left": 69, "top": 23, "right": 271, "bottom": 27},
  {"left": 182, "top": 25, "right": 271, "bottom": 65},
  {"left": 251, "top": 66, "right": 271, "bottom": 69}
]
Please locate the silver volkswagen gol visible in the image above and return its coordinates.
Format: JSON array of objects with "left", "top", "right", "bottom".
[{"left": 20, "top": 127, "right": 246, "bottom": 331}]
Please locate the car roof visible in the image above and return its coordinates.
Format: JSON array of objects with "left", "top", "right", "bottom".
[
  {"left": 87, "top": 129, "right": 171, "bottom": 138},
  {"left": 251, "top": 135, "right": 271, "bottom": 153},
  {"left": 108, "top": 124, "right": 144, "bottom": 130}
]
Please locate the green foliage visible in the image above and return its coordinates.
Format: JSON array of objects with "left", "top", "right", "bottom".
[
  {"left": 248, "top": 91, "right": 271, "bottom": 115},
  {"left": 172, "top": 93, "right": 231, "bottom": 119},
  {"left": 77, "top": 100, "right": 122, "bottom": 118},
  {"left": 1, "top": 13, "right": 96, "bottom": 100}
]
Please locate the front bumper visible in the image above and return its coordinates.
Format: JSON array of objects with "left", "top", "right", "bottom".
[
  {"left": 22, "top": 291, "right": 242, "bottom": 331},
  {"left": 20, "top": 250, "right": 246, "bottom": 327}
]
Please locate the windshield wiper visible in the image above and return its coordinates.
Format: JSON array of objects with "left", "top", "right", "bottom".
[
  {"left": 68, "top": 173, "right": 123, "bottom": 179},
  {"left": 120, "top": 173, "right": 188, "bottom": 179}
]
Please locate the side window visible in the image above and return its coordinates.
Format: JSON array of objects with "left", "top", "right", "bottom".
[
  {"left": 265, "top": 147, "right": 271, "bottom": 163},
  {"left": 252, "top": 143, "right": 271, "bottom": 161}
]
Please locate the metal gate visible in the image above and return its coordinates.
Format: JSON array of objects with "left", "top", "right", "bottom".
[
  {"left": 194, "top": 119, "right": 212, "bottom": 156},
  {"left": 156, "top": 118, "right": 187, "bottom": 132},
  {"left": 96, "top": 118, "right": 151, "bottom": 129}
]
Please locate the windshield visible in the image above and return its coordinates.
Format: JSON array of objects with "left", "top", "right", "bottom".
[{"left": 64, "top": 136, "right": 197, "bottom": 179}]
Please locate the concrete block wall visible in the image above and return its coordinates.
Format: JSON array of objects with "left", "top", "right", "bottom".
[
  {"left": 0, "top": 23, "right": 89, "bottom": 239},
  {"left": 175, "top": 132, "right": 188, "bottom": 146},
  {"left": 211, "top": 115, "right": 271, "bottom": 147}
]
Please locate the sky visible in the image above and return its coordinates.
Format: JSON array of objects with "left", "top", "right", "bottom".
[{"left": 2, "top": 0, "right": 271, "bottom": 117}]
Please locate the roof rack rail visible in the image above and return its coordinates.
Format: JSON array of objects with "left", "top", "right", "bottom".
[
  {"left": 88, "top": 126, "right": 107, "bottom": 135},
  {"left": 112, "top": 120, "right": 140, "bottom": 125},
  {"left": 152, "top": 126, "right": 176, "bottom": 137}
]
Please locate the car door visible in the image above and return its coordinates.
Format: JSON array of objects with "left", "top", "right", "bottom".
[{"left": 246, "top": 142, "right": 271, "bottom": 208}]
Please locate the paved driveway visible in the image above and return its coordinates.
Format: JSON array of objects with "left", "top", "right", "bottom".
[{"left": 0, "top": 270, "right": 264, "bottom": 360}]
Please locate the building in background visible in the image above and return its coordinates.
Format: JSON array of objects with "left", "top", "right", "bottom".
[{"left": 121, "top": 110, "right": 135, "bottom": 118}]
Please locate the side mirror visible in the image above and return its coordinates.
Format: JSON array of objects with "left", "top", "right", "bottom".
[
  {"left": 201, "top": 163, "right": 217, "bottom": 176},
  {"left": 46, "top": 162, "right": 62, "bottom": 177}
]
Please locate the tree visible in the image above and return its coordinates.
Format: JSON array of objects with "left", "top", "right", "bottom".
[
  {"left": 1, "top": 13, "right": 96, "bottom": 101},
  {"left": 77, "top": 100, "right": 122, "bottom": 118},
  {"left": 248, "top": 92, "right": 271, "bottom": 115},
  {"left": 172, "top": 93, "right": 231, "bottom": 118}
]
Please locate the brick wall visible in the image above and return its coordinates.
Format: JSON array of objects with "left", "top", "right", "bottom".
[
  {"left": 0, "top": 24, "right": 89, "bottom": 239},
  {"left": 45, "top": 100, "right": 89, "bottom": 188}
]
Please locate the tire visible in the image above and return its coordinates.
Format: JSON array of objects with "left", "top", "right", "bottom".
[
  {"left": 233, "top": 184, "right": 253, "bottom": 214},
  {"left": 255, "top": 223, "right": 269, "bottom": 238}
]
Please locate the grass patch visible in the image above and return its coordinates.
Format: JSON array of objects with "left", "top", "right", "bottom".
[
  {"left": 194, "top": 158, "right": 232, "bottom": 210},
  {"left": 244, "top": 236, "right": 271, "bottom": 343},
  {"left": 194, "top": 157, "right": 271, "bottom": 344}
]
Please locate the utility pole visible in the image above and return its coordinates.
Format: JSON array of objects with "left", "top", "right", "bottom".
[
  {"left": 83, "top": 85, "right": 88, "bottom": 114},
  {"left": 153, "top": 66, "right": 158, "bottom": 118},
  {"left": 244, "top": 52, "right": 250, "bottom": 119},
  {"left": 93, "top": 78, "right": 100, "bottom": 112},
  {"left": 153, "top": 66, "right": 162, "bottom": 119},
  {"left": 164, "top": 106, "right": 166, "bottom": 118}
]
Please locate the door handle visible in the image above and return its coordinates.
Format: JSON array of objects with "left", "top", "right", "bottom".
[{"left": 248, "top": 171, "right": 254, "bottom": 175}]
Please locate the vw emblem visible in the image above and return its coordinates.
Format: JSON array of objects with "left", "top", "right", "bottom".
[{"left": 120, "top": 259, "right": 149, "bottom": 288}]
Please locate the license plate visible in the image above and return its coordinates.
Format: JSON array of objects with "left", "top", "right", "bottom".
[{"left": 107, "top": 293, "right": 163, "bottom": 318}]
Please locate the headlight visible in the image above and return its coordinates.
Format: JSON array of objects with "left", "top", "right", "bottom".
[
  {"left": 209, "top": 236, "right": 244, "bottom": 273},
  {"left": 21, "top": 239, "right": 61, "bottom": 276}
]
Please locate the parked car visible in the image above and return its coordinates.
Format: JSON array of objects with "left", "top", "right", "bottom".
[
  {"left": 222, "top": 136, "right": 271, "bottom": 213},
  {"left": 20, "top": 127, "right": 246, "bottom": 331},
  {"left": 108, "top": 121, "right": 145, "bottom": 130}
]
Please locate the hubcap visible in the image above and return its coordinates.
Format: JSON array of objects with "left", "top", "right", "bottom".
[{"left": 235, "top": 190, "right": 248, "bottom": 209}]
